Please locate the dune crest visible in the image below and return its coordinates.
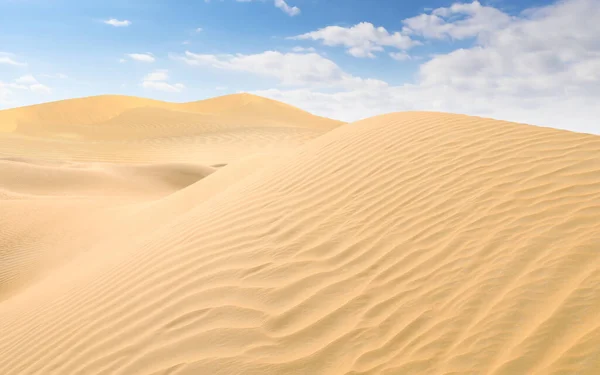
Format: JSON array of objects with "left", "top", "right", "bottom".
[{"left": 1, "top": 109, "right": 599, "bottom": 374}]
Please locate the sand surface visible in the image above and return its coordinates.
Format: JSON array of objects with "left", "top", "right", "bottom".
[{"left": 1, "top": 94, "right": 599, "bottom": 374}]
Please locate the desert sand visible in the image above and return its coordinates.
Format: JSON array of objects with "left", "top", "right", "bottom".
[{"left": 1, "top": 94, "right": 599, "bottom": 374}]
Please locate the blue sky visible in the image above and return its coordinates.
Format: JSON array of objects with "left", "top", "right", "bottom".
[{"left": 1, "top": 0, "right": 599, "bottom": 133}]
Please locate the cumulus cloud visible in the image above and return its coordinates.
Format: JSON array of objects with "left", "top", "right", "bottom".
[
  {"left": 415, "top": 0, "right": 600, "bottom": 99},
  {"left": 175, "top": 50, "right": 387, "bottom": 89},
  {"left": 127, "top": 53, "right": 155, "bottom": 62},
  {"left": 252, "top": 0, "right": 600, "bottom": 134},
  {"left": 104, "top": 18, "right": 131, "bottom": 27},
  {"left": 141, "top": 69, "right": 185, "bottom": 92},
  {"left": 291, "top": 22, "right": 417, "bottom": 58},
  {"left": 402, "top": 1, "right": 513, "bottom": 40}
]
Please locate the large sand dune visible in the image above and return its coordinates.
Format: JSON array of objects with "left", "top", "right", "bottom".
[{"left": 1, "top": 96, "right": 599, "bottom": 374}]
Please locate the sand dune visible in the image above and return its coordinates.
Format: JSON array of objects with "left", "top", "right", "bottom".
[
  {"left": 0, "top": 93, "right": 340, "bottom": 133},
  {"left": 1, "top": 99, "right": 600, "bottom": 374},
  {"left": 0, "top": 94, "right": 342, "bottom": 164}
]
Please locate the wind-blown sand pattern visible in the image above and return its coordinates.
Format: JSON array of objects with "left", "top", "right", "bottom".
[{"left": 1, "top": 95, "right": 600, "bottom": 374}]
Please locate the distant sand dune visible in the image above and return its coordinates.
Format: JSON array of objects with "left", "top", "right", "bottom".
[
  {"left": 1, "top": 100, "right": 600, "bottom": 374},
  {"left": 0, "top": 93, "right": 341, "bottom": 133},
  {"left": 0, "top": 94, "right": 342, "bottom": 165}
]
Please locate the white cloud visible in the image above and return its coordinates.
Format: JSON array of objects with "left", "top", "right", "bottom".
[
  {"left": 175, "top": 50, "right": 386, "bottom": 88},
  {"left": 402, "top": 1, "right": 513, "bottom": 40},
  {"left": 0, "top": 53, "right": 27, "bottom": 67},
  {"left": 414, "top": 0, "right": 600, "bottom": 98},
  {"left": 195, "top": 27, "right": 203, "bottom": 33},
  {"left": 234, "top": 0, "right": 299, "bottom": 16},
  {"left": 29, "top": 83, "right": 52, "bottom": 94},
  {"left": 0, "top": 57, "right": 27, "bottom": 67},
  {"left": 127, "top": 53, "right": 155, "bottom": 62},
  {"left": 0, "top": 75, "right": 52, "bottom": 104},
  {"left": 274, "top": 0, "right": 300, "bottom": 16},
  {"left": 15, "top": 75, "right": 38, "bottom": 85},
  {"left": 291, "top": 22, "right": 417, "bottom": 58},
  {"left": 104, "top": 18, "right": 131, "bottom": 27},
  {"left": 389, "top": 52, "right": 412, "bottom": 61},
  {"left": 291, "top": 46, "right": 316, "bottom": 53},
  {"left": 143, "top": 81, "right": 185, "bottom": 92},
  {"left": 141, "top": 69, "right": 185, "bottom": 92},
  {"left": 251, "top": 0, "right": 600, "bottom": 134},
  {"left": 144, "top": 70, "right": 169, "bottom": 82}
]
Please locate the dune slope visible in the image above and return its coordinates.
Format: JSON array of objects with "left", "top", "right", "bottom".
[{"left": 1, "top": 112, "right": 599, "bottom": 374}]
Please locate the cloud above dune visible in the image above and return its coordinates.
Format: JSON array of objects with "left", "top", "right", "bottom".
[
  {"left": 0, "top": 75, "right": 51, "bottom": 106},
  {"left": 254, "top": 0, "right": 600, "bottom": 134},
  {"left": 141, "top": 69, "right": 185, "bottom": 93},
  {"left": 402, "top": 1, "right": 513, "bottom": 40},
  {"left": 176, "top": 51, "right": 343, "bottom": 85},
  {"left": 291, "top": 22, "right": 417, "bottom": 58},
  {"left": 175, "top": 50, "right": 387, "bottom": 88},
  {"left": 290, "top": 1, "right": 510, "bottom": 58},
  {"left": 12, "top": 75, "right": 52, "bottom": 94}
]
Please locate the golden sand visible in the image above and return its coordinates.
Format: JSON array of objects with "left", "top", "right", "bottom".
[{"left": 0, "top": 95, "right": 599, "bottom": 374}]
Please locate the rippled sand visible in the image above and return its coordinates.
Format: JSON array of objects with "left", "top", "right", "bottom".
[{"left": 1, "top": 95, "right": 599, "bottom": 374}]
